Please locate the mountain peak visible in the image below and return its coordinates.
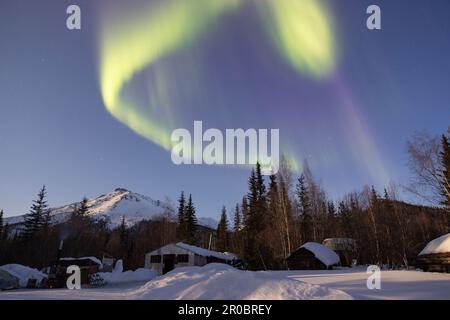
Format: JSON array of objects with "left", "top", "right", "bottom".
[{"left": 5, "top": 188, "right": 217, "bottom": 230}]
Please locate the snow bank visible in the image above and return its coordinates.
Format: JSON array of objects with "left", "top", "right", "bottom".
[
  {"left": 176, "top": 242, "right": 237, "bottom": 261},
  {"left": 0, "top": 264, "right": 47, "bottom": 287},
  {"left": 419, "top": 233, "right": 450, "bottom": 255},
  {"left": 97, "top": 268, "right": 157, "bottom": 284},
  {"left": 113, "top": 260, "right": 124, "bottom": 273},
  {"left": 301, "top": 242, "right": 340, "bottom": 267},
  {"left": 130, "top": 264, "right": 351, "bottom": 300}
]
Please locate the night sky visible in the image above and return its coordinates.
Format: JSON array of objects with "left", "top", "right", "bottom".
[{"left": 1, "top": 0, "right": 449, "bottom": 219}]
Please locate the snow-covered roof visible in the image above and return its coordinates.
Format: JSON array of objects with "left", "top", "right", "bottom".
[
  {"left": 60, "top": 256, "right": 103, "bottom": 266},
  {"left": 175, "top": 243, "right": 237, "bottom": 261},
  {"left": 0, "top": 264, "right": 47, "bottom": 288},
  {"left": 299, "top": 242, "right": 340, "bottom": 267},
  {"left": 419, "top": 233, "right": 450, "bottom": 256}
]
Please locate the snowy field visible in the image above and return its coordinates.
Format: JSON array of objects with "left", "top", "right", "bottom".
[
  {"left": 1, "top": 264, "right": 449, "bottom": 300},
  {"left": 272, "top": 267, "right": 450, "bottom": 300}
]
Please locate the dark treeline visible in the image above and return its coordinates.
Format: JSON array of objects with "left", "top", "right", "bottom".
[
  {"left": 0, "top": 188, "right": 214, "bottom": 270},
  {"left": 0, "top": 184, "right": 219, "bottom": 270},
  {"left": 225, "top": 160, "right": 448, "bottom": 270},
  {"left": 0, "top": 130, "right": 449, "bottom": 271},
  {"left": 222, "top": 129, "right": 450, "bottom": 270}
]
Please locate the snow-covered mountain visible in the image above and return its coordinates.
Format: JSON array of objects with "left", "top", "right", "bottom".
[{"left": 5, "top": 188, "right": 217, "bottom": 230}]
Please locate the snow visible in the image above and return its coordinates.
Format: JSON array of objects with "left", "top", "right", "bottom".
[
  {"left": 1, "top": 266, "right": 450, "bottom": 300},
  {"left": 130, "top": 264, "right": 351, "bottom": 300},
  {"left": 60, "top": 256, "right": 102, "bottom": 266},
  {"left": 300, "top": 242, "right": 340, "bottom": 267},
  {"left": 94, "top": 259, "right": 157, "bottom": 284},
  {"left": 4, "top": 188, "right": 216, "bottom": 231},
  {"left": 175, "top": 242, "right": 237, "bottom": 261},
  {"left": 97, "top": 268, "right": 157, "bottom": 284},
  {"left": 0, "top": 264, "right": 47, "bottom": 288},
  {"left": 419, "top": 233, "right": 450, "bottom": 255},
  {"left": 113, "top": 260, "right": 124, "bottom": 273},
  {"left": 273, "top": 267, "right": 450, "bottom": 300}
]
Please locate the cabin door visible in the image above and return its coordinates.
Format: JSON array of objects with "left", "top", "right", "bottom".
[{"left": 163, "top": 254, "right": 176, "bottom": 274}]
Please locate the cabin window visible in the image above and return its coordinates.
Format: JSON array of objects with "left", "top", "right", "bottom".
[
  {"left": 177, "top": 254, "right": 189, "bottom": 263},
  {"left": 150, "top": 255, "right": 161, "bottom": 263}
]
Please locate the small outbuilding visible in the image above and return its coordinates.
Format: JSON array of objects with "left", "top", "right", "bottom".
[
  {"left": 56, "top": 256, "right": 103, "bottom": 285},
  {"left": 286, "top": 242, "right": 340, "bottom": 270},
  {"left": 323, "top": 238, "right": 357, "bottom": 267},
  {"left": 417, "top": 233, "right": 450, "bottom": 273},
  {"left": 145, "top": 242, "right": 238, "bottom": 275}
]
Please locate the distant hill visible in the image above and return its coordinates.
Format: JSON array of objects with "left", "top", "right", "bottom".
[{"left": 4, "top": 188, "right": 217, "bottom": 231}]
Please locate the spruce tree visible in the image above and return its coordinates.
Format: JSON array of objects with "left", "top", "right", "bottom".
[
  {"left": 1, "top": 224, "right": 8, "bottom": 241},
  {"left": 0, "top": 209, "right": 3, "bottom": 240},
  {"left": 255, "top": 162, "right": 267, "bottom": 201},
  {"left": 268, "top": 174, "right": 279, "bottom": 213},
  {"left": 369, "top": 186, "right": 382, "bottom": 265},
  {"left": 439, "top": 133, "right": 450, "bottom": 207},
  {"left": 327, "top": 201, "right": 336, "bottom": 217},
  {"left": 233, "top": 203, "right": 241, "bottom": 232},
  {"left": 216, "top": 206, "right": 229, "bottom": 252},
  {"left": 41, "top": 206, "right": 52, "bottom": 230},
  {"left": 177, "top": 192, "right": 186, "bottom": 239},
  {"left": 184, "top": 194, "right": 197, "bottom": 244},
  {"left": 247, "top": 168, "right": 258, "bottom": 224},
  {"left": 246, "top": 162, "right": 269, "bottom": 269},
  {"left": 249, "top": 162, "right": 267, "bottom": 233},
  {"left": 119, "top": 215, "right": 128, "bottom": 253},
  {"left": 22, "top": 185, "right": 49, "bottom": 241},
  {"left": 326, "top": 201, "right": 336, "bottom": 237},
  {"left": 78, "top": 197, "right": 89, "bottom": 216},
  {"left": 241, "top": 197, "right": 249, "bottom": 229},
  {"left": 297, "top": 174, "right": 312, "bottom": 242},
  {"left": 246, "top": 168, "right": 258, "bottom": 261},
  {"left": 72, "top": 197, "right": 90, "bottom": 229}
]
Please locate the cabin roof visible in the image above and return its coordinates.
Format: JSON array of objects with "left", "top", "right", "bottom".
[
  {"left": 419, "top": 233, "right": 450, "bottom": 256},
  {"left": 147, "top": 242, "right": 237, "bottom": 261},
  {"left": 59, "top": 256, "right": 102, "bottom": 266},
  {"left": 290, "top": 242, "right": 340, "bottom": 267}
]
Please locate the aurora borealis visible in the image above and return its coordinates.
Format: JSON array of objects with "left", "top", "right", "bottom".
[
  {"left": 98, "top": 0, "right": 336, "bottom": 156},
  {"left": 97, "top": 0, "right": 388, "bottom": 180},
  {"left": 1, "top": 0, "right": 449, "bottom": 218}
]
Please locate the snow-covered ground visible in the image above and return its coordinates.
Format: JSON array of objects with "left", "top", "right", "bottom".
[
  {"left": 130, "top": 264, "right": 350, "bottom": 300},
  {"left": 273, "top": 267, "right": 450, "bottom": 300},
  {"left": 1, "top": 265, "right": 449, "bottom": 300}
]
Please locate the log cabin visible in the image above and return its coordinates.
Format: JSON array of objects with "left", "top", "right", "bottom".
[
  {"left": 286, "top": 242, "right": 340, "bottom": 270},
  {"left": 145, "top": 242, "right": 238, "bottom": 275},
  {"left": 417, "top": 233, "right": 450, "bottom": 273}
]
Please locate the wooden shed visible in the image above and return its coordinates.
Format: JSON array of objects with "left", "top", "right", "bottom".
[
  {"left": 57, "top": 256, "right": 103, "bottom": 284},
  {"left": 286, "top": 242, "right": 340, "bottom": 270},
  {"left": 145, "top": 242, "right": 238, "bottom": 275},
  {"left": 417, "top": 233, "right": 450, "bottom": 273},
  {"left": 322, "top": 238, "right": 357, "bottom": 267}
]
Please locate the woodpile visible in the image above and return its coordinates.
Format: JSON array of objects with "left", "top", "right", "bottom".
[{"left": 417, "top": 253, "right": 450, "bottom": 273}]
